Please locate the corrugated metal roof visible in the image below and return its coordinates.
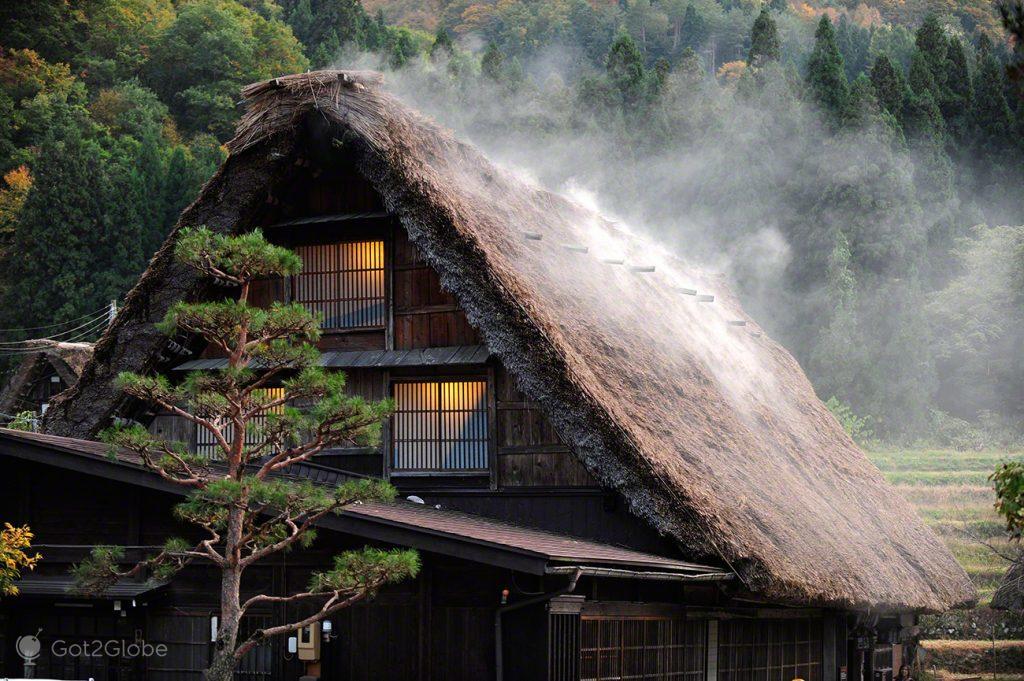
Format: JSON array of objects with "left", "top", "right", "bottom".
[{"left": 174, "top": 345, "right": 490, "bottom": 371}]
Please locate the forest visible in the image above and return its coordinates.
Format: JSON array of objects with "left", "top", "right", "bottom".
[{"left": 0, "top": 0, "right": 1022, "bottom": 445}]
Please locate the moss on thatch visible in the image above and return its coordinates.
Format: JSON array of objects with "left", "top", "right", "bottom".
[{"left": 45, "top": 70, "right": 975, "bottom": 612}]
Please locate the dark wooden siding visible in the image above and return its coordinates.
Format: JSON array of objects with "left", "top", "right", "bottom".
[
  {"left": 494, "top": 365, "right": 596, "bottom": 488},
  {"left": 393, "top": 230, "right": 479, "bottom": 350}
]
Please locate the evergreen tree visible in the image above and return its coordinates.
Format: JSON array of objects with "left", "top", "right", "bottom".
[
  {"left": 481, "top": 42, "right": 505, "bottom": 82},
  {"left": 75, "top": 228, "right": 418, "bottom": 681},
  {"left": 972, "top": 47, "right": 1013, "bottom": 155},
  {"left": 836, "top": 16, "right": 871, "bottom": 80},
  {"left": 806, "top": 16, "right": 850, "bottom": 123},
  {"left": 941, "top": 37, "right": 974, "bottom": 142},
  {"left": 0, "top": 116, "right": 147, "bottom": 329},
  {"left": 679, "top": 5, "right": 709, "bottom": 51},
  {"left": 904, "top": 52, "right": 946, "bottom": 142},
  {"left": 607, "top": 32, "right": 647, "bottom": 106},
  {"left": 914, "top": 14, "right": 948, "bottom": 88},
  {"left": 747, "top": 9, "right": 781, "bottom": 67},
  {"left": 430, "top": 27, "right": 454, "bottom": 60},
  {"left": 870, "top": 53, "right": 906, "bottom": 118}
]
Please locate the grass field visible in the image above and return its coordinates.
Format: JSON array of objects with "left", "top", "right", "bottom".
[{"left": 867, "top": 448, "right": 1022, "bottom": 604}]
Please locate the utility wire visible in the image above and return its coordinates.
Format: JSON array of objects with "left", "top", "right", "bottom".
[
  {"left": 0, "top": 310, "right": 110, "bottom": 346},
  {"left": 0, "top": 316, "right": 111, "bottom": 355},
  {"left": 0, "top": 304, "right": 112, "bottom": 334}
]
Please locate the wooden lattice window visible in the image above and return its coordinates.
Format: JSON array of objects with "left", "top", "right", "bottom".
[
  {"left": 717, "top": 619, "right": 823, "bottom": 681},
  {"left": 293, "top": 240, "right": 386, "bottom": 329},
  {"left": 391, "top": 380, "right": 489, "bottom": 473},
  {"left": 580, "top": 617, "right": 707, "bottom": 681},
  {"left": 195, "top": 388, "right": 285, "bottom": 459}
]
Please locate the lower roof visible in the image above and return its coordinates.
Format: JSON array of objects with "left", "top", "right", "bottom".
[
  {"left": 174, "top": 345, "right": 490, "bottom": 372},
  {"left": 0, "top": 428, "right": 728, "bottom": 581},
  {"left": 14, "top": 575, "right": 165, "bottom": 599}
]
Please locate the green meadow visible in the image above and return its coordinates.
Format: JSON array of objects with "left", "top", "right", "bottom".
[{"left": 868, "top": 448, "right": 1022, "bottom": 604}]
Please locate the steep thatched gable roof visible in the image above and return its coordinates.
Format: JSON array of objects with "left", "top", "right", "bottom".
[
  {"left": 0, "top": 340, "right": 93, "bottom": 415},
  {"left": 44, "top": 70, "right": 974, "bottom": 612},
  {"left": 992, "top": 559, "right": 1024, "bottom": 611}
]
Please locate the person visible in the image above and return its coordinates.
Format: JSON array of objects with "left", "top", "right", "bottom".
[{"left": 896, "top": 664, "right": 913, "bottom": 681}]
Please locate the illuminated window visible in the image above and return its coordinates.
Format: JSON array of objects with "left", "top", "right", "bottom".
[
  {"left": 195, "top": 387, "right": 285, "bottom": 459},
  {"left": 391, "top": 380, "right": 489, "bottom": 472},
  {"left": 293, "top": 241, "right": 386, "bottom": 329}
]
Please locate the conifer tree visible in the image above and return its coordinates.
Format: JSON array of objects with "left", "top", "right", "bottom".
[
  {"left": 748, "top": 8, "right": 781, "bottom": 67},
  {"left": 942, "top": 37, "right": 974, "bottom": 142},
  {"left": 481, "top": 41, "right": 505, "bottom": 82},
  {"left": 430, "top": 27, "right": 455, "bottom": 60},
  {"left": 679, "top": 4, "right": 709, "bottom": 51},
  {"left": 870, "top": 53, "right": 906, "bottom": 118},
  {"left": 806, "top": 16, "right": 850, "bottom": 123},
  {"left": 607, "top": 32, "right": 647, "bottom": 106},
  {"left": 972, "top": 47, "right": 1013, "bottom": 155},
  {"left": 914, "top": 14, "right": 948, "bottom": 88},
  {"left": 73, "top": 228, "right": 418, "bottom": 681}
]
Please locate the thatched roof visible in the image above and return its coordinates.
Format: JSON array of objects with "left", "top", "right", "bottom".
[
  {"left": 0, "top": 340, "right": 93, "bottom": 415},
  {"left": 44, "top": 70, "right": 974, "bottom": 612},
  {"left": 992, "top": 559, "right": 1024, "bottom": 611}
]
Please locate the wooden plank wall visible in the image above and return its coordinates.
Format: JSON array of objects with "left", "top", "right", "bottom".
[
  {"left": 494, "top": 365, "right": 595, "bottom": 487},
  {"left": 393, "top": 230, "right": 479, "bottom": 350}
]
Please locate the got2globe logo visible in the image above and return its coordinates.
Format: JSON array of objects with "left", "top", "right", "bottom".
[
  {"left": 15, "top": 628, "right": 43, "bottom": 662},
  {"left": 14, "top": 629, "right": 168, "bottom": 661}
]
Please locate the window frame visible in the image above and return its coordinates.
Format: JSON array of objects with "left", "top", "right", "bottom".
[
  {"left": 579, "top": 615, "right": 708, "bottom": 681},
  {"left": 288, "top": 239, "right": 388, "bottom": 333},
  {"left": 388, "top": 375, "right": 493, "bottom": 477}
]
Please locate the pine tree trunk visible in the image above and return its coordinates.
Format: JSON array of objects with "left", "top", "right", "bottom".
[{"left": 207, "top": 507, "right": 244, "bottom": 681}]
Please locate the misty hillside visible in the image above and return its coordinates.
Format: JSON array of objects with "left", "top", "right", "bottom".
[{"left": 0, "top": 0, "right": 1022, "bottom": 448}]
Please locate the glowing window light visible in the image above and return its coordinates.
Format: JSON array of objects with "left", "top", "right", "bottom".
[
  {"left": 391, "top": 380, "right": 489, "bottom": 472},
  {"left": 293, "top": 241, "right": 386, "bottom": 330},
  {"left": 195, "top": 387, "right": 285, "bottom": 459}
]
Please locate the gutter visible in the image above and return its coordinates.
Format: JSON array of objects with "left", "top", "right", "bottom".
[
  {"left": 545, "top": 565, "right": 733, "bottom": 582},
  {"left": 495, "top": 568, "right": 582, "bottom": 681}
]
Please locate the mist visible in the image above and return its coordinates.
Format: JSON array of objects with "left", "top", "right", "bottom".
[{"left": 334, "top": 39, "right": 1024, "bottom": 444}]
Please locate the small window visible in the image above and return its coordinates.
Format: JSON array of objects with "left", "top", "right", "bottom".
[
  {"left": 391, "top": 380, "right": 489, "bottom": 473},
  {"left": 293, "top": 240, "right": 386, "bottom": 329}
]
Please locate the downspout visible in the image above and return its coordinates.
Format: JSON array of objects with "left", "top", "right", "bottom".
[{"left": 494, "top": 568, "right": 582, "bottom": 681}]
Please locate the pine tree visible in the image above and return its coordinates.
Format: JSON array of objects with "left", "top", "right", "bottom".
[
  {"left": 74, "top": 228, "right": 419, "bottom": 681},
  {"left": 870, "top": 54, "right": 906, "bottom": 118},
  {"left": 747, "top": 8, "right": 781, "bottom": 67},
  {"left": 806, "top": 16, "right": 850, "bottom": 124}
]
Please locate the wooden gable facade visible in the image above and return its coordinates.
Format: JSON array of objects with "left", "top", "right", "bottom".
[{"left": 149, "top": 154, "right": 620, "bottom": 546}]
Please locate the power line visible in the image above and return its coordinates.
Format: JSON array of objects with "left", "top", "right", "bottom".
[
  {"left": 0, "top": 304, "right": 112, "bottom": 334},
  {"left": 0, "top": 310, "right": 110, "bottom": 347}
]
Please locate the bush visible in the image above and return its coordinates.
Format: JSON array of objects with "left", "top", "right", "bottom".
[{"left": 826, "top": 396, "right": 876, "bottom": 446}]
